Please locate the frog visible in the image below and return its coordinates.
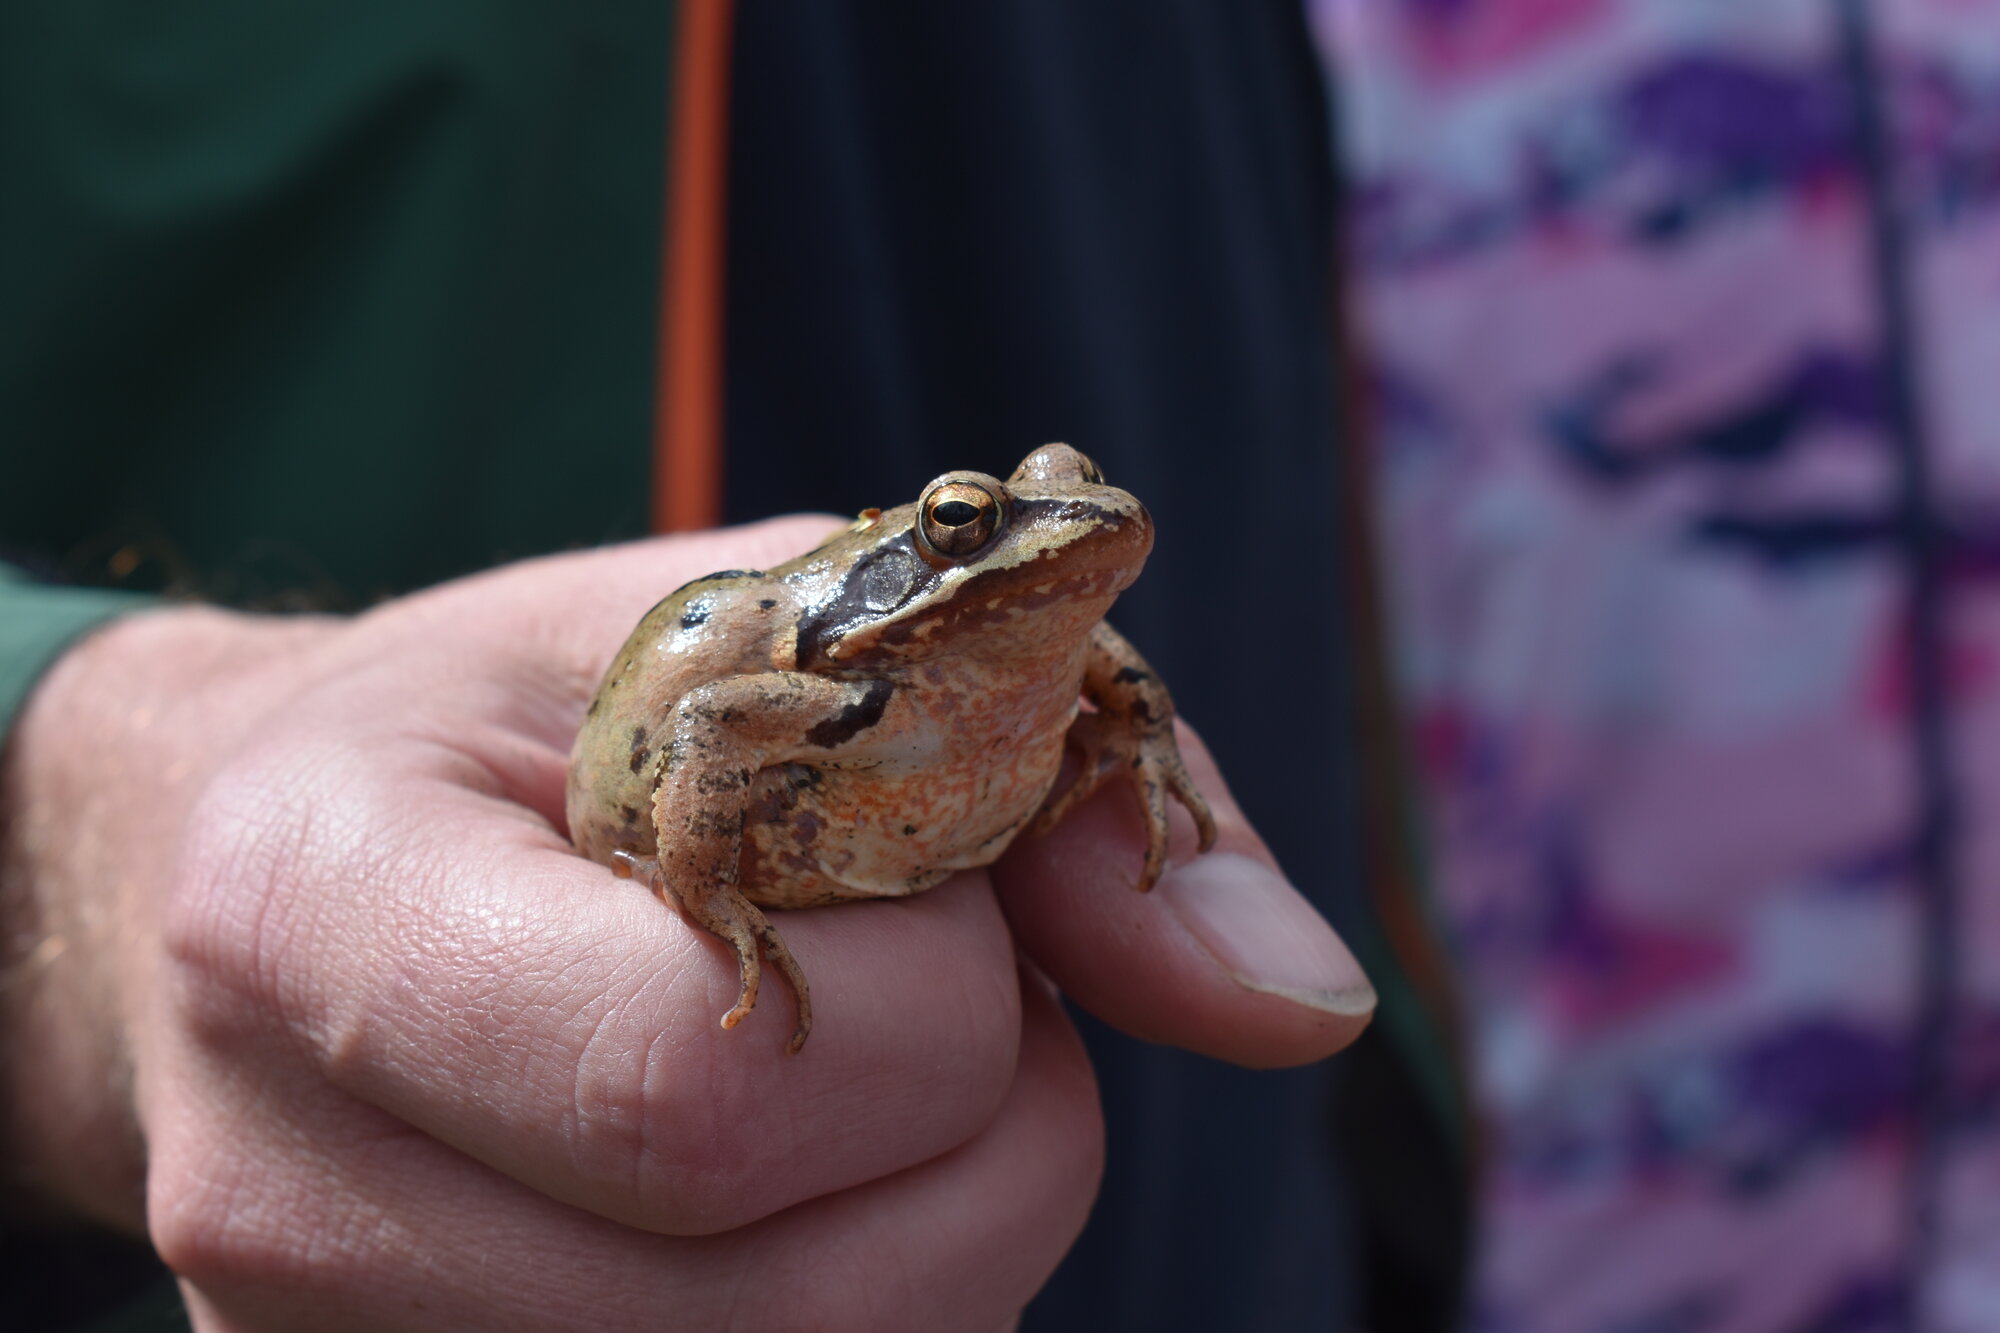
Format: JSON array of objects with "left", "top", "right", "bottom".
[{"left": 565, "top": 443, "right": 1216, "bottom": 1053}]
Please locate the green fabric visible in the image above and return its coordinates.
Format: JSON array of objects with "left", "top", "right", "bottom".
[
  {"left": 0, "top": 7, "right": 1470, "bottom": 1326},
  {"left": 0, "top": 0, "right": 674, "bottom": 609},
  {"left": 0, "top": 6, "right": 677, "bottom": 1327},
  {"left": 0, "top": 568, "right": 152, "bottom": 736}
]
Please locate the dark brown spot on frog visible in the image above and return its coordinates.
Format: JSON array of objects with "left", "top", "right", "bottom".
[
  {"left": 759, "top": 599, "right": 777, "bottom": 610},
  {"left": 694, "top": 768, "right": 754, "bottom": 795},
  {"left": 629, "top": 726, "right": 651, "bottom": 773},
  {"left": 794, "top": 533, "right": 945, "bottom": 665},
  {"left": 619, "top": 804, "right": 641, "bottom": 827},
  {"left": 903, "top": 824, "right": 918, "bottom": 836},
  {"left": 685, "top": 809, "right": 744, "bottom": 838},
  {"left": 1113, "top": 666, "right": 1151, "bottom": 685},
  {"left": 655, "top": 571, "right": 766, "bottom": 612},
  {"left": 804, "top": 678, "right": 895, "bottom": 748},
  {"left": 681, "top": 701, "right": 744, "bottom": 727}
]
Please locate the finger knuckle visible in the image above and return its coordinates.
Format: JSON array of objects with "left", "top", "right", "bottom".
[
  {"left": 567, "top": 987, "right": 770, "bottom": 1233},
  {"left": 148, "top": 1142, "right": 308, "bottom": 1291},
  {"left": 161, "top": 764, "right": 308, "bottom": 1026}
]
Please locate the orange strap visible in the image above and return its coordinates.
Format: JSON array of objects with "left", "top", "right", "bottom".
[{"left": 653, "top": 0, "right": 736, "bottom": 533}]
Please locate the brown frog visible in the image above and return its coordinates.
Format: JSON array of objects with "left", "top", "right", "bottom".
[{"left": 566, "top": 444, "right": 1215, "bottom": 1052}]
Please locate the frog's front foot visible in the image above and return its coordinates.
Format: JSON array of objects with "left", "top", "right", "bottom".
[
  {"left": 1127, "top": 721, "right": 1218, "bottom": 891},
  {"left": 1037, "top": 711, "right": 1217, "bottom": 891}
]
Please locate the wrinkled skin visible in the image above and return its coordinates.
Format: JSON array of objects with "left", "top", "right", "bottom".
[{"left": 0, "top": 517, "right": 1373, "bottom": 1332}]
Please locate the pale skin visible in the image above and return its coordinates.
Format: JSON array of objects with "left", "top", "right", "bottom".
[{"left": 0, "top": 516, "right": 1375, "bottom": 1332}]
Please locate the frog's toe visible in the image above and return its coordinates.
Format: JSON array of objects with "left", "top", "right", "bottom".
[
  {"left": 1032, "top": 772, "right": 1095, "bottom": 836},
  {"left": 720, "top": 960, "right": 761, "bottom": 1030},
  {"left": 1132, "top": 766, "right": 1174, "bottom": 892},
  {"left": 754, "top": 920, "right": 813, "bottom": 1056},
  {"left": 610, "top": 849, "right": 666, "bottom": 893},
  {"left": 1037, "top": 712, "right": 1119, "bottom": 835},
  {"left": 1127, "top": 730, "right": 1221, "bottom": 890},
  {"left": 1164, "top": 754, "right": 1218, "bottom": 853}
]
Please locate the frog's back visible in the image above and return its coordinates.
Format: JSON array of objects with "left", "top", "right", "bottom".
[{"left": 565, "top": 573, "right": 786, "bottom": 862}]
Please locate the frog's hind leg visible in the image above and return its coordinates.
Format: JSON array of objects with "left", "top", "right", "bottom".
[
  {"left": 675, "top": 883, "right": 813, "bottom": 1055},
  {"left": 648, "top": 672, "right": 888, "bottom": 1055},
  {"left": 610, "top": 848, "right": 810, "bottom": 1050}
]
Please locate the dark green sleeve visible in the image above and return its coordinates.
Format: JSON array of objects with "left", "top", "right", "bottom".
[
  {"left": 0, "top": 568, "right": 153, "bottom": 737},
  {"left": 0, "top": 2, "right": 672, "bottom": 608},
  {"left": 0, "top": 8, "right": 677, "bottom": 1331}
]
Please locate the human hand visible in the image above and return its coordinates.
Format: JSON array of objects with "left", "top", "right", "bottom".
[{"left": 0, "top": 518, "right": 1371, "bottom": 1331}]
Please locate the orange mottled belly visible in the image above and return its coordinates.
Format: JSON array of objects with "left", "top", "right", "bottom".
[{"left": 738, "top": 729, "right": 1069, "bottom": 908}]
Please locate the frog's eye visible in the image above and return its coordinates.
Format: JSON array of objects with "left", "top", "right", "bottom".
[
  {"left": 919, "top": 480, "right": 1004, "bottom": 558},
  {"left": 1073, "top": 452, "right": 1104, "bottom": 484}
]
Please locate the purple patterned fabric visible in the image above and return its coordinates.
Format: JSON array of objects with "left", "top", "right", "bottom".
[{"left": 1314, "top": 1, "right": 2000, "bottom": 1328}]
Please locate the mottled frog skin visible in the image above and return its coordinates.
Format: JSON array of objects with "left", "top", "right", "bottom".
[{"left": 566, "top": 444, "right": 1215, "bottom": 1051}]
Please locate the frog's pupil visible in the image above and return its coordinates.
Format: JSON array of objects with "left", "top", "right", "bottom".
[{"left": 933, "top": 499, "right": 982, "bottom": 527}]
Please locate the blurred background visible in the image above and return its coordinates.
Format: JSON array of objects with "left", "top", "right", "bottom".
[{"left": 10, "top": 1, "right": 2000, "bottom": 1330}]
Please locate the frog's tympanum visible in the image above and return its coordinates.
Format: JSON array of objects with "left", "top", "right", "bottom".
[{"left": 566, "top": 445, "right": 1216, "bottom": 1052}]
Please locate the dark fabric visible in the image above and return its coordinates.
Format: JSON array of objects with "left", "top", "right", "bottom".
[
  {"left": 0, "top": 0, "right": 672, "bottom": 608},
  {"left": 1, "top": 6, "right": 675, "bottom": 1328},
  {"left": 1, "top": 2, "right": 1464, "bottom": 1328},
  {"left": 0, "top": 1226, "right": 176, "bottom": 1332},
  {"left": 1335, "top": 1025, "right": 1472, "bottom": 1330},
  {"left": 726, "top": 4, "right": 1395, "bottom": 1327}
]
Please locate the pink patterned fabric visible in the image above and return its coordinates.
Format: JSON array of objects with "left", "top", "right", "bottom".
[{"left": 1315, "top": 2, "right": 2000, "bottom": 1328}]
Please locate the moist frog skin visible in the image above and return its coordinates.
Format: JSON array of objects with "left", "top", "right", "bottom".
[{"left": 566, "top": 444, "right": 1215, "bottom": 1052}]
